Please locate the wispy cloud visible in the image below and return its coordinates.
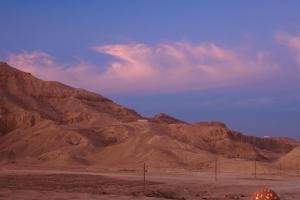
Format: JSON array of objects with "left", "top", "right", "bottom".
[
  {"left": 276, "top": 32, "right": 300, "bottom": 68},
  {"left": 7, "top": 51, "right": 101, "bottom": 91},
  {"left": 7, "top": 41, "right": 278, "bottom": 94},
  {"left": 235, "top": 97, "right": 273, "bottom": 107},
  {"left": 197, "top": 97, "right": 273, "bottom": 108},
  {"left": 93, "top": 42, "right": 278, "bottom": 93}
]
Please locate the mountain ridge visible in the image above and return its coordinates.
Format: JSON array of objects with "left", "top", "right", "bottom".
[{"left": 0, "top": 62, "right": 299, "bottom": 169}]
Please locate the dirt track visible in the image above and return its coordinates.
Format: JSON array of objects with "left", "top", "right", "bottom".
[{"left": 0, "top": 169, "right": 299, "bottom": 200}]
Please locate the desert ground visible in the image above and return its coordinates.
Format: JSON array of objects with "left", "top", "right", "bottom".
[
  {"left": 1, "top": 63, "right": 300, "bottom": 200},
  {"left": 0, "top": 166, "right": 299, "bottom": 200}
]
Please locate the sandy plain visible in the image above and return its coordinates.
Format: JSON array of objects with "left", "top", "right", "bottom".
[{"left": 0, "top": 167, "right": 299, "bottom": 200}]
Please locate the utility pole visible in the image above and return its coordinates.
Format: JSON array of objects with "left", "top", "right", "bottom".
[
  {"left": 143, "top": 162, "right": 146, "bottom": 194},
  {"left": 214, "top": 158, "right": 218, "bottom": 181},
  {"left": 254, "top": 159, "right": 257, "bottom": 179},
  {"left": 279, "top": 164, "right": 282, "bottom": 177}
]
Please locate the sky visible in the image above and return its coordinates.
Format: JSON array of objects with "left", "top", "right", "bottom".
[{"left": 0, "top": 0, "right": 300, "bottom": 139}]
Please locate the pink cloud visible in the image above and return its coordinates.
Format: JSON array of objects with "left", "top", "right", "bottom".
[
  {"left": 7, "top": 51, "right": 101, "bottom": 91},
  {"left": 7, "top": 41, "right": 278, "bottom": 94},
  {"left": 94, "top": 41, "right": 278, "bottom": 92},
  {"left": 276, "top": 32, "right": 300, "bottom": 68}
]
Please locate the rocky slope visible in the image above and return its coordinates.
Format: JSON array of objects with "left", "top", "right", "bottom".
[
  {"left": 278, "top": 146, "right": 300, "bottom": 169},
  {"left": 0, "top": 61, "right": 142, "bottom": 135},
  {"left": 0, "top": 62, "right": 299, "bottom": 169},
  {"left": 150, "top": 113, "right": 186, "bottom": 124}
]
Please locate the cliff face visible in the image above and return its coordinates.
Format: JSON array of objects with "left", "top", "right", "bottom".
[
  {"left": 0, "top": 62, "right": 299, "bottom": 169},
  {"left": 0, "top": 62, "right": 142, "bottom": 135},
  {"left": 227, "top": 132, "right": 296, "bottom": 153}
]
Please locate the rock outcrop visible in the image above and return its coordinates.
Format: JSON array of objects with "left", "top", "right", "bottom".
[{"left": 150, "top": 113, "right": 186, "bottom": 124}]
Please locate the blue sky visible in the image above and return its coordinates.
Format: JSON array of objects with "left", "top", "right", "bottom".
[{"left": 1, "top": 0, "right": 300, "bottom": 139}]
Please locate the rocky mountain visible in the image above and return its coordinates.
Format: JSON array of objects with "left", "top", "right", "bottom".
[
  {"left": 0, "top": 62, "right": 299, "bottom": 169},
  {"left": 150, "top": 113, "right": 186, "bottom": 124},
  {"left": 0, "top": 61, "right": 142, "bottom": 135}
]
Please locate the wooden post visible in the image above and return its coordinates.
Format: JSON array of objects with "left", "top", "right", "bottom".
[
  {"left": 214, "top": 158, "right": 218, "bottom": 181},
  {"left": 279, "top": 164, "right": 282, "bottom": 176},
  {"left": 143, "top": 162, "right": 146, "bottom": 194},
  {"left": 254, "top": 159, "right": 257, "bottom": 179}
]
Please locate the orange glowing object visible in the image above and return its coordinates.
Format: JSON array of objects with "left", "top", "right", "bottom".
[{"left": 250, "top": 188, "right": 280, "bottom": 200}]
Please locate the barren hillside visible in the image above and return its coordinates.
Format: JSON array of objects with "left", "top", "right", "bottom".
[
  {"left": 278, "top": 146, "right": 300, "bottom": 169},
  {"left": 0, "top": 62, "right": 299, "bottom": 170}
]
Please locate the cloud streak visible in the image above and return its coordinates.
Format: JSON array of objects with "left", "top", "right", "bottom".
[
  {"left": 94, "top": 42, "right": 279, "bottom": 93},
  {"left": 7, "top": 41, "right": 279, "bottom": 94},
  {"left": 7, "top": 51, "right": 102, "bottom": 91},
  {"left": 276, "top": 32, "right": 300, "bottom": 68}
]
